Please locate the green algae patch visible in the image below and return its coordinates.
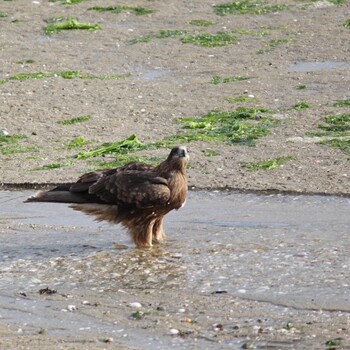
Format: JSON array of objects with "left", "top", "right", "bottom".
[
  {"left": 75, "top": 108, "right": 277, "bottom": 164},
  {"left": 227, "top": 96, "right": 258, "bottom": 104},
  {"left": 32, "top": 161, "right": 73, "bottom": 171},
  {"left": 333, "top": 99, "right": 350, "bottom": 107},
  {"left": 57, "top": 115, "right": 91, "bottom": 125},
  {"left": 15, "top": 59, "right": 35, "bottom": 65},
  {"left": 129, "top": 29, "right": 186, "bottom": 44},
  {"left": 9, "top": 72, "right": 52, "bottom": 81},
  {"left": 89, "top": 5, "right": 155, "bottom": 15},
  {"left": 307, "top": 114, "right": 350, "bottom": 157},
  {"left": 181, "top": 32, "right": 237, "bottom": 47},
  {"left": 320, "top": 139, "right": 350, "bottom": 155},
  {"left": 0, "top": 131, "right": 26, "bottom": 145},
  {"left": 0, "top": 145, "right": 38, "bottom": 155},
  {"left": 293, "top": 102, "right": 310, "bottom": 110},
  {"left": 1, "top": 70, "right": 127, "bottom": 84},
  {"left": 210, "top": 75, "right": 252, "bottom": 84},
  {"left": 76, "top": 134, "right": 144, "bottom": 159},
  {"left": 242, "top": 156, "right": 295, "bottom": 171},
  {"left": 44, "top": 18, "right": 101, "bottom": 35},
  {"left": 319, "top": 114, "right": 350, "bottom": 133},
  {"left": 65, "top": 137, "right": 90, "bottom": 150},
  {"left": 176, "top": 107, "right": 276, "bottom": 146},
  {"left": 189, "top": 19, "right": 215, "bottom": 27},
  {"left": 202, "top": 149, "right": 220, "bottom": 156},
  {"left": 213, "top": 1, "right": 288, "bottom": 16}
]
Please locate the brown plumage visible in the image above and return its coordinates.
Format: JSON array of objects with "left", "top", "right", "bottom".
[{"left": 26, "top": 146, "right": 189, "bottom": 248}]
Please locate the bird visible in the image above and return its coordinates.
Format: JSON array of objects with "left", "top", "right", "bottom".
[{"left": 26, "top": 146, "right": 189, "bottom": 248}]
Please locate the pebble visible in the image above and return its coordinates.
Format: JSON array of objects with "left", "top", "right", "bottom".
[
  {"left": 129, "top": 302, "right": 142, "bottom": 308},
  {"left": 169, "top": 328, "right": 179, "bottom": 335},
  {"left": 103, "top": 337, "right": 114, "bottom": 343},
  {"left": 177, "top": 308, "right": 186, "bottom": 313},
  {"left": 67, "top": 305, "right": 77, "bottom": 311}
]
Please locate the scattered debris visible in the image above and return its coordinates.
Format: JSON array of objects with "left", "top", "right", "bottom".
[{"left": 38, "top": 287, "right": 57, "bottom": 295}]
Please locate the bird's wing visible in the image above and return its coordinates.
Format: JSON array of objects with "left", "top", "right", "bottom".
[
  {"left": 70, "top": 163, "right": 154, "bottom": 192},
  {"left": 88, "top": 170, "right": 171, "bottom": 208}
]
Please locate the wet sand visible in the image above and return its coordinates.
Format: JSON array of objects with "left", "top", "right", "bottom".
[{"left": 1, "top": 190, "right": 349, "bottom": 349}]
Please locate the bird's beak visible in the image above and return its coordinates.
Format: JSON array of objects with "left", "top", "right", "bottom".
[{"left": 177, "top": 146, "right": 188, "bottom": 158}]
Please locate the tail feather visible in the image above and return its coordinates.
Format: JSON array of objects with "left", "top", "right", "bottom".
[{"left": 25, "top": 189, "right": 103, "bottom": 204}]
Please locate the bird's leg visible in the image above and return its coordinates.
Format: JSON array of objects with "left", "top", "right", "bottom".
[
  {"left": 152, "top": 218, "right": 167, "bottom": 244},
  {"left": 130, "top": 219, "right": 155, "bottom": 248}
]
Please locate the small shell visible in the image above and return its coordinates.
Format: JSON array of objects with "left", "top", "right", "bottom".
[{"left": 129, "top": 302, "right": 142, "bottom": 308}]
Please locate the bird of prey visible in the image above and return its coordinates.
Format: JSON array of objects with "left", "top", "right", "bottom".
[{"left": 26, "top": 146, "right": 189, "bottom": 248}]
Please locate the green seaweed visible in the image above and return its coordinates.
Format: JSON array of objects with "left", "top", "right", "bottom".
[
  {"left": 344, "top": 19, "right": 350, "bottom": 29},
  {"left": 89, "top": 5, "right": 155, "bottom": 15},
  {"left": 0, "top": 145, "right": 37, "bottom": 155},
  {"left": 333, "top": 98, "right": 350, "bottom": 107},
  {"left": 0, "top": 131, "right": 26, "bottom": 145},
  {"left": 156, "top": 29, "right": 186, "bottom": 39},
  {"left": 181, "top": 32, "right": 237, "bottom": 47},
  {"left": 58, "top": 70, "right": 127, "bottom": 80},
  {"left": 210, "top": 75, "right": 252, "bottom": 84},
  {"left": 189, "top": 19, "right": 215, "bottom": 27},
  {"left": 325, "top": 338, "right": 343, "bottom": 348},
  {"left": 257, "top": 37, "right": 293, "bottom": 54},
  {"left": 308, "top": 113, "right": 350, "bottom": 155},
  {"left": 76, "top": 107, "right": 277, "bottom": 162},
  {"left": 76, "top": 134, "right": 144, "bottom": 159},
  {"left": 242, "top": 156, "right": 295, "bottom": 171},
  {"left": 0, "top": 11, "right": 8, "bottom": 18},
  {"left": 320, "top": 139, "right": 350, "bottom": 154},
  {"left": 128, "top": 29, "right": 185, "bottom": 44},
  {"left": 268, "top": 38, "right": 293, "bottom": 48},
  {"left": 226, "top": 96, "right": 258, "bottom": 103},
  {"left": 319, "top": 114, "right": 350, "bottom": 132},
  {"left": 58, "top": 115, "right": 91, "bottom": 125},
  {"left": 295, "top": 85, "right": 307, "bottom": 90},
  {"left": 65, "top": 136, "right": 90, "bottom": 149},
  {"left": 202, "top": 149, "right": 219, "bottom": 156},
  {"left": 44, "top": 18, "right": 101, "bottom": 35},
  {"left": 176, "top": 107, "right": 276, "bottom": 146},
  {"left": 32, "top": 161, "right": 73, "bottom": 171},
  {"left": 9, "top": 72, "right": 51, "bottom": 81},
  {"left": 293, "top": 101, "right": 310, "bottom": 110},
  {"left": 328, "top": 0, "right": 346, "bottom": 4},
  {"left": 15, "top": 59, "right": 35, "bottom": 65},
  {"left": 213, "top": 1, "right": 288, "bottom": 16},
  {"left": 131, "top": 311, "right": 150, "bottom": 320},
  {"left": 1, "top": 70, "right": 127, "bottom": 84}
]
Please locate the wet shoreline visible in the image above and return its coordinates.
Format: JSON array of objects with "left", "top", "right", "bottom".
[{"left": 1, "top": 190, "right": 349, "bottom": 349}]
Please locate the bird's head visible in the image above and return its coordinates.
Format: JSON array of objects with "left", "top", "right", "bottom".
[{"left": 166, "top": 146, "right": 189, "bottom": 171}]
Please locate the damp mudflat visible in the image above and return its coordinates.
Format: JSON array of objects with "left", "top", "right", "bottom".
[{"left": 0, "top": 190, "right": 349, "bottom": 349}]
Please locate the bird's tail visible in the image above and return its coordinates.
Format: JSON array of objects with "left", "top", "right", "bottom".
[{"left": 25, "top": 185, "right": 100, "bottom": 204}]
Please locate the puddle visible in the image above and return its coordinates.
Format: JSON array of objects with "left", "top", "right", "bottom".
[
  {"left": 0, "top": 191, "right": 349, "bottom": 348},
  {"left": 288, "top": 60, "right": 350, "bottom": 72},
  {"left": 130, "top": 65, "right": 170, "bottom": 81}
]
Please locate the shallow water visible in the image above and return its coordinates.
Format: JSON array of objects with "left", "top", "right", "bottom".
[
  {"left": 0, "top": 191, "right": 349, "bottom": 348},
  {"left": 288, "top": 60, "right": 350, "bottom": 72}
]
